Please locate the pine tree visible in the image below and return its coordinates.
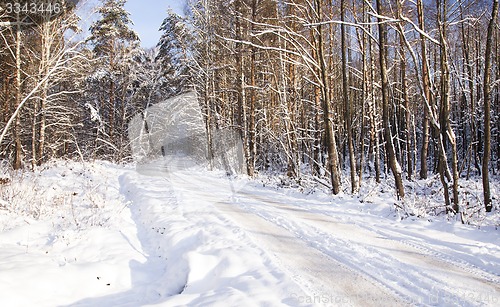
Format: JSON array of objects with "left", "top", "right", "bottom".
[
  {"left": 157, "top": 10, "right": 193, "bottom": 97},
  {"left": 86, "top": 0, "right": 140, "bottom": 159}
]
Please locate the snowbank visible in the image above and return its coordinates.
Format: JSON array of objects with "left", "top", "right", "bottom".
[{"left": 0, "top": 160, "right": 144, "bottom": 306}]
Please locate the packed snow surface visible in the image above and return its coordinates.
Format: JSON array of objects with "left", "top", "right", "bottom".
[{"left": 0, "top": 158, "right": 499, "bottom": 306}]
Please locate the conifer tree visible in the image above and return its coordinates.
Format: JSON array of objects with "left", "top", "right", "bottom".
[
  {"left": 86, "top": 0, "right": 140, "bottom": 159},
  {"left": 157, "top": 10, "right": 193, "bottom": 97}
]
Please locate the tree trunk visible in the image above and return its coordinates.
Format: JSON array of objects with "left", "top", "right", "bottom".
[
  {"left": 376, "top": 0, "right": 405, "bottom": 199},
  {"left": 316, "top": 0, "right": 341, "bottom": 194},
  {"left": 108, "top": 38, "right": 116, "bottom": 149},
  {"left": 369, "top": 24, "right": 381, "bottom": 183},
  {"left": 248, "top": 0, "right": 258, "bottom": 177},
  {"left": 417, "top": 0, "right": 430, "bottom": 180},
  {"left": 341, "top": 0, "right": 357, "bottom": 193},
  {"left": 358, "top": 0, "right": 369, "bottom": 186},
  {"left": 459, "top": 5, "right": 479, "bottom": 178},
  {"left": 109, "top": 79, "right": 115, "bottom": 143},
  {"left": 402, "top": 54, "right": 413, "bottom": 180},
  {"left": 482, "top": 0, "right": 499, "bottom": 212},
  {"left": 396, "top": 0, "right": 413, "bottom": 180},
  {"left": 37, "top": 18, "right": 52, "bottom": 166},
  {"left": 235, "top": 0, "right": 252, "bottom": 176},
  {"left": 13, "top": 12, "right": 23, "bottom": 170},
  {"left": 313, "top": 81, "right": 322, "bottom": 176},
  {"left": 437, "top": 0, "right": 459, "bottom": 213}
]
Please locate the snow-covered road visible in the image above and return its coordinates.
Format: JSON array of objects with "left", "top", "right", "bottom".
[
  {"left": 0, "top": 158, "right": 498, "bottom": 306},
  {"left": 118, "top": 159, "right": 499, "bottom": 306}
]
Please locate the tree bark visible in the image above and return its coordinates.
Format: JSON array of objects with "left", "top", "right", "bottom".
[
  {"left": 248, "top": 0, "right": 258, "bottom": 177},
  {"left": 437, "top": 0, "right": 459, "bottom": 213},
  {"left": 13, "top": 12, "right": 22, "bottom": 170},
  {"left": 369, "top": 23, "right": 381, "bottom": 183},
  {"left": 37, "top": 17, "right": 53, "bottom": 166},
  {"left": 341, "top": 0, "right": 357, "bottom": 193},
  {"left": 396, "top": 0, "right": 413, "bottom": 180},
  {"left": 316, "top": 0, "right": 341, "bottom": 194},
  {"left": 417, "top": 0, "right": 431, "bottom": 180},
  {"left": 376, "top": 0, "right": 405, "bottom": 199},
  {"left": 482, "top": 0, "right": 499, "bottom": 212}
]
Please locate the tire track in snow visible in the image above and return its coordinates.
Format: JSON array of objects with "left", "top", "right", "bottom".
[
  {"left": 235, "top": 199, "right": 442, "bottom": 306},
  {"left": 355, "top": 224, "right": 500, "bottom": 285},
  {"left": 160, "top": 166, "right": 499, "bottom": 306},
  {"left": 168, "top": 172, "right": 407, "bottom": 306},
  {"left": 215, "top": 199, "right": 407, "bottom": 307},
  {"left": 127, "top": 165, "right": 315, "bottom": 306},
  {"left": 234, "top": 190, "right": 500, "bottom": 307}
]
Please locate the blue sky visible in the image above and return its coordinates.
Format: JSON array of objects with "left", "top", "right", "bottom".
[
  {"left": 79, "top": 0, "right": 186, "bottom": 48},
  {"left": 125, "top": 0, "right": 186, "bottom": 48}
]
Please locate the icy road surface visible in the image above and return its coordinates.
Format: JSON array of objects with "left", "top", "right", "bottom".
[{"left": 0, "top": 158, "right": 498, "bottom": 306}]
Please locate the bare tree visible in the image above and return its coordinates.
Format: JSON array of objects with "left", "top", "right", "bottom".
[
  {"left": 482, "top": 0, "right": 499, "bottom": 212},
  {"left": 315, "top": 0, "right": 341, "bottom": 194},
  {"left": 376, "top": 0, "right": 405, "bottom": 199},
  {"left": 341, "top": 0, "right": 357, "bottom": 193}
]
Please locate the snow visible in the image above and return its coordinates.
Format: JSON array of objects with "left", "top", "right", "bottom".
[{"left": 0, "top": 158, "right": 498, "bottom": 306}]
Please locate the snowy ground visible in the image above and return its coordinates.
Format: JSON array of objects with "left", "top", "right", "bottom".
[{"left": 0, "top": 158, "right": 499, "bottom": 306}]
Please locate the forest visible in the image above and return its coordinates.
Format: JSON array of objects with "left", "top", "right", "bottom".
[{"left": 0, "top": 0, "right": 499, "bottom": 221}]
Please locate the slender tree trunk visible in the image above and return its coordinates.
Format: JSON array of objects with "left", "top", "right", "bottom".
[
  {"left": 396, "top": 0, "right": 413, "bottom": 180},
  {"left": 109, "top": 79, "right": 115, "bottom": 143},
  {"left": 358, "top": 1, "right": 369, "bottom": 186},
  {"left": 13, "top": 12, "right": 22, "bottom": 170},
  {"left": 37, "top": 83, "right": 47, "bottom": 165},
  {"left": 37, "top": 19, "right": 52, "bottom": 166},
  {"left": 402, "top": 56, "right": 413, "bottom": 180},
  {"left": 459, "top": 5, "right": 478, "bottom": 178},
  {"left": 341, "top": 0, "right": 357, "bottom": 193},
  {"left": 204, "top": 66, "right": 214, "bottom": 169},
  {"left": 248, "top": 0, "right": 258, "bottom": 177},
  {"left": 2, "top": 77, "right": 11, "bottom": 123},
  {"left": 437, "top": 0, "right": 459, "bottom": 213},
  {"left": 310, "top": 27, "right": 323, "bottom": 177},
  {"left": 369, "top": 26, "right": 381, "bottom": 183},
  {"left": 313, "top": 82, "right": 322, "bottom": 176},
  {"left": 316, "top": 0, "right": 341, "bottom": 194},
  {"left": 234, "top": 0, "right": 251, "bottom": 176},
  {"left": 474, "top": 27, "right": 484, "bottom": 176},
  {"left": 108, "top": 39, "right": 116, "bottom": 148},
  {"left": 31, "top": 97, "right": 38, "bottom": 169},
  {"left": 376, "top": 0, "right": 405, "bottom": 199},
  {"left": 417, "top": 0, "right": 430, "bottom": 180},
  {"left": 483, "top": 0, "right": 499, "bottom": 212}
]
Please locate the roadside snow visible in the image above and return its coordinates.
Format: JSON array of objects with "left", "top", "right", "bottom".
[
  {"left": 0, "top": 161, "right": 143, "bottom": 306},
  {"left": 0, "top": 158, "right": 498, "bottom": 306}
]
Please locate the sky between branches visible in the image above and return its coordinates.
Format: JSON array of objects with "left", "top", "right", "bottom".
[
  {"left": 125, "top": 0, "right": 185, "bottom": 48},
  {"left": 79, "top": 0, "right": 185, "bottom": 48}
]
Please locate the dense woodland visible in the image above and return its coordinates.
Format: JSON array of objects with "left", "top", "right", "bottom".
[{"left": 0, "top": 0, "right": 499, "bottom": 218}]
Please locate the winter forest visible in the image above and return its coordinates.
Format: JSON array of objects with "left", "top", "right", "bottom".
[
  {"left": 1, "top": 0, "right": 500, "bottom": 305},
  {"left": 1, "top": 0, "right": 500, "bottom": 218}
]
